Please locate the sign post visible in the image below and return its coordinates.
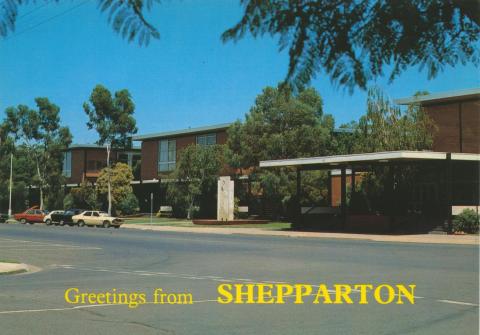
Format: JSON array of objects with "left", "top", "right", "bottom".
[{"left": 150, "top": 192, "right": 154, "bottom": 224}]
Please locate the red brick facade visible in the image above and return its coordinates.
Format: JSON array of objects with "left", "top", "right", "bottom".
[
  {"left": 139, "top": 129, "right": 228, "bottom": 180},
  {"left": 65, "top": 147, "right": 141, "bottom": 184},
  {"left": 424, "top": 99, "right": 480, "bottom": 154}
]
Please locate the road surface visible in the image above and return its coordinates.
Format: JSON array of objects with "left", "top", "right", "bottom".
[{"left": 0, "top": 224, "right": 478, "bottom": 334}]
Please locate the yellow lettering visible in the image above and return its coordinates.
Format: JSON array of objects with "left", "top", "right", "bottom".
[
  {"left": 374, "top": 284, "right": 395, "bottom": 304},
  {"left": 396, "top": 284, "right": 415, "bottom": 304},
  {"left": 294, "top": 284, "right": 312, "bottom": 304},
  {"left": 257, "top": 284, "right": 275, "bottom": 304},
  {"left": 234, "top": 284, "right": 255, "bottom": 304},
  {"left": 354, "top": 284, "right": 373, "bottom": 304},
  {"left": 217, "top": 284, "right": 233, "bottom": 304},
  {"left": 276, "top": 284, "right": 294, "bottom": 304},
  {"left": 334, "top": 284, "right": 353, "bottom": 304},
  {"left": 64, "top": 288, "right": 79, "bottom": 304},
  {"left": 313, "top": 284, "right": 333, "bottom": 304}
]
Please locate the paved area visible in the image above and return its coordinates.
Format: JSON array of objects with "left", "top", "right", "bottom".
[
  {"left": 0, "top": 223, "right": 478, "bottom": 334},
  {"left": 0, "top": 262, "right": 29, "bottom": 274},
  {"left": 123, "top": 223, "right": 480, "bottom": 245}
]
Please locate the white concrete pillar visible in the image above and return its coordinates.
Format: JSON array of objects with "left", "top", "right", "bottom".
[{"left": 217, "top": 176, "right": 234, "bottom": 221}]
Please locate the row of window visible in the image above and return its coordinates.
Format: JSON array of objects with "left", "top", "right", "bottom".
[
  {"left": 157, "top": 133, "right": 217, "bottom": 172},
  {"left": 62, "top": 133, "right": 218, "bottom": 177},
  {"left": 62, "top": 152, "right": 142, "bottom": 177}
]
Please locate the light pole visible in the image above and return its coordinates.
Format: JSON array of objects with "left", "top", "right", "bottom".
[{"left": 8, "top": 153, "right": 13, "bottom": 217}]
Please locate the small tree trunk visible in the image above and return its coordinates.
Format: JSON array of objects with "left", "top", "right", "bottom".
[
  {"left": 187, "top": 197, "right": 195, "bottom": 220},
  {"left": 107, "top": 143, "right": 112, "bottom": 216},
  {"left": 35, "top": 158, "right": 44, "bottom": 210}
]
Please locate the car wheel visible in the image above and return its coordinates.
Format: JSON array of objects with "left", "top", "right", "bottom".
[
  {"left": 102, "top": 221, "right": 110, "bottom": 228},
  {"left": 20, "top": 218, "right": 27, "bottom": 224},
  {"left": 77, "top": 220, "right": 85, "bottom": 227},
  {"left": 45, "top": 219, "right": 52, "bottom": 225}
]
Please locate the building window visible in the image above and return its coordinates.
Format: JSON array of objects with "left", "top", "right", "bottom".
[
  {"left": 62, "top": 151, "right": 72, "bottom": 177},
  {"left": 158, "top": 139, "right": 176, "bottom": 172},
  {"left": 196, "top": 133, "right": 216, "bottom": 146},
  {"left": 118, "top": 153, "right": 129, "bottom": 165},
  {"left": 87, "top": 160, "right": 106, "bottom": 172}
]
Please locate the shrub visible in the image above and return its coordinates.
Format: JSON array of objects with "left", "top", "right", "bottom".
[
  {"left": 116, "top": 193, "right": 139, "bottom": 216},
  {"left": 453, "top": 209, "right": 479, "bottom": 234},
  {"left": 63, "top": 193, "right": 75, "bottom": 209}
]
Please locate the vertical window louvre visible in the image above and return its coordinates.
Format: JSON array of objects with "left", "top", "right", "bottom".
[
  {"left": 158, "top": 139, "right": 176, "bottom": 172},
  {"left": 62, "top": 152, "right": 72, "bottom": 178}
]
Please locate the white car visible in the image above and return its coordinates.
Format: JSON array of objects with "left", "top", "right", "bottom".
[
  {"left": 71, "top": 211, "right": 123, "bottom": 228},
  {"left": 43, "top": 210, "right": 64, "bottom": 226}
]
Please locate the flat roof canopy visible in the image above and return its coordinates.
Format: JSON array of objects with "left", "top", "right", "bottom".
[
  {"left": 260, "top": 151, "right": 480, "bottom": 170},
  {"left": 394, "top": 88, "right": 480, "bottom": 105},
  {"left": 133, "top": 123, "right": 233, "bottom": 141}
]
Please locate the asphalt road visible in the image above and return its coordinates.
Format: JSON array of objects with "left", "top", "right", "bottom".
[{"left": 0, "top": 224, "right": 478, "bottom": 335}]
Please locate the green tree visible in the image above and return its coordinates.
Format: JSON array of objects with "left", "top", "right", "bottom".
[
  {"left": 227, "top": 84, "right": 335, "bottom": 218},
  {"left": 1, "top": 98, "right": 72, "bottom": 210},
  {"left": 227, "top": 84, "right": 333, "bottom": 171},
  {"left": 67, "top": 181, "right": 98, "bottom": 210},
  {"left": 116, "top": 193, "right": 140, "bottom": 216},
  {"left": 167, "top": 144, "right": 225, "bottom": 219},
  {"left": 331, "top": 122, "right": 360, "bottom": 155},
  {"left": 83, "top": 84, "right": 138, "bottom": 214},
  {"left": 355, "top": 87, "right": 436, "bottom": 152},
  {"left": 351, "top": 87, "right": 437, "bottom": 215},
  {"left": 223, "top": 1, "right": 479, "bottom": 91},
  {"left": 96, "top": 162, "right": 135, "bottom": 214},
  {"left": 0, "top": 138, "right": 34, "bottom": 213}
]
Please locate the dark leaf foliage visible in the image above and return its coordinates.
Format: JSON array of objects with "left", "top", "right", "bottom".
[
  {"left": 222, "top": 0, "right": 480, "bottom": 91},
  {"left": 98, "top": 0, "right": 160, "bottom": 46},
  {"left": 1, "top": 0, "right": 160, "bottom": 46},
  {"left": 1, "top": 1, "right": 478, "bottom": 89}
]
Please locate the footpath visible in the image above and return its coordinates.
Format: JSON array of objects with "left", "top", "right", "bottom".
[
  {"left": 122, "top": 224, "right": 479, "bottom": 245},
  {"left": 0, "top": 262, "right": 30, "bottom": 275}
]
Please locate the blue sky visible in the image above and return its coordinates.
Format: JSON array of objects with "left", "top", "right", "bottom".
[{"left": 0, "top": 0, "right": 479, "bottom": 144}]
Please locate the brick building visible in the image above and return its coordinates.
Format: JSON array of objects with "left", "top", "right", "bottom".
[
  {"left": 62, "top": 144, "right": 141, "bottom": 185},
  {"left": 395, "top": 88, "right": 479, "bottom": 154},
  {"left": 261, "top": 88, "right": 480, "bottom": 232},
  {"left": 131, "top": 123, "right": 231, "bottom": 212},
  {"left": 133, "top": 123, "right": 230, "bottom": 181}
]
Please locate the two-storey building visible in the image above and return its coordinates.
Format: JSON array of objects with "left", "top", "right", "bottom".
[
  {"left": 62, "top": 144, "right": 141, "bottom": 185},
  {"left": 131, "top": 123, "right": 231, "bottom": 212}
]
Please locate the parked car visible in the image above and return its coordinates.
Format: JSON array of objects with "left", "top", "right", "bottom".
[
  {"left": 72, "top": 211, "right": 123, "bottom": 228},
  {"left": 43, "top": 210, "right": 64, "bottom": 225},
  {"left": 14, "top": 206, "right": 48, "bottom": 224},
  {"left": 50, "top": 209, "right": 86, "bottom": 226}
]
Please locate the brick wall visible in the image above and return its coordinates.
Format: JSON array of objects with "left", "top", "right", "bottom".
[
  {"left": 461, "top": 100, "right": 480, "bottom": 153},
  {"left": 139, "top": 129, "right": 229, "bottom": 180},
  {"left": 66, "top": 147, "right": 139, "bottom": 184},
  {"left": 424, "top": 98, "right": 480, "bottom": 154},
  {"left": 141, "top": 140, "right": 159, "bottom": 180},
  {"left": 68, "top": 149, "right": 85, "bottom": 184}
]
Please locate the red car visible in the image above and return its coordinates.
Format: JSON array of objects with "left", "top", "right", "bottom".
[{"left": 14, "top": 206, "right": 47, "bottom": 224}]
